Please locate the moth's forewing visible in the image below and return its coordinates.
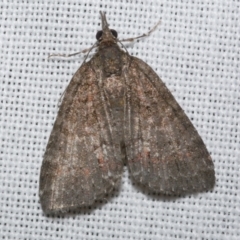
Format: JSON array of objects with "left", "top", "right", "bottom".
[
  {"left": 124, "top": 57, "right": 215, "bottom": 194},
  {"left": 39, "top": 62, "right": 124, "bottom": 213}
]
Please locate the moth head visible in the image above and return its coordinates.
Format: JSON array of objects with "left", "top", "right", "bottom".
[
  {"left": 96, "top": 29, "right": 118, "bottom": 41},
  {"left": 97, "top": 11, "right": 118, "bottom": 43}
]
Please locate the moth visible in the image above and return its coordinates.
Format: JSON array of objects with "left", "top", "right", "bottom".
[{"left": 39, "top": 12, "right": 215, "bottom": 214}]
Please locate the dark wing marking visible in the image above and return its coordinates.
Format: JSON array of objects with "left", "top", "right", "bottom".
[
  {"left": 124, "top": 57, "right": 215, "bottom": 195},
  {"left": 39, "top": 63, "right": 123, "bottom": 213}
]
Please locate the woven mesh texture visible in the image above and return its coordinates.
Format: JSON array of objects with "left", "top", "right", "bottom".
[{"left": 0, "top": 1, "right": 239, "bottom": 239}]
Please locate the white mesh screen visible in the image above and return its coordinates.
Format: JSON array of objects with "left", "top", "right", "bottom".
[{"left": 0, "top": 1, "right": 239, "bottom": 239}]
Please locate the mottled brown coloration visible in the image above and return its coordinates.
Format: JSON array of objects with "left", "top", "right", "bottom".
[{"left": 39, "top": 12, "right": 215, "bottom": 214}]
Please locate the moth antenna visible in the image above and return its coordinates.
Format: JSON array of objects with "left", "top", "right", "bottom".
[
  {"left": 117, "top": 39, "right": 130, "bottom": 55},
  {"left": 48, "top": 42, "right": 98, "bottom": 59},
  {"left": 120, "top": 19, "right": 161, "bottom": 43}
]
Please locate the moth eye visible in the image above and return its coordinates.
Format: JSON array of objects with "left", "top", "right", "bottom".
[
  {"left": 110, "top": 29, "right": 118, "bottom": 38},
  {"left": 96, "top": 30, "right": 103, "bottom": 40}
]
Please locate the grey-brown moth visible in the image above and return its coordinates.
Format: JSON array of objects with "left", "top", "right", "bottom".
[{"left": 39, "top": 12, "right": 215, "bottom": 214}]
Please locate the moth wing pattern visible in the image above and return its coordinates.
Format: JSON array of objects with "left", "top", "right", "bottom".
[
  {"left": 124, "top": 56, "right": 215, "bottom": 194},
  {"left": 39, "top": 12, "right": 215, "bottom": 214},
  {"left": 39, "top": 62, "right": 123, "bottom": 213}
]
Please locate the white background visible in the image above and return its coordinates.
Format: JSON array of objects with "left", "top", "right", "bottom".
[{"left": 0, "top": 1, "right": 239, "bottom": 239}]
